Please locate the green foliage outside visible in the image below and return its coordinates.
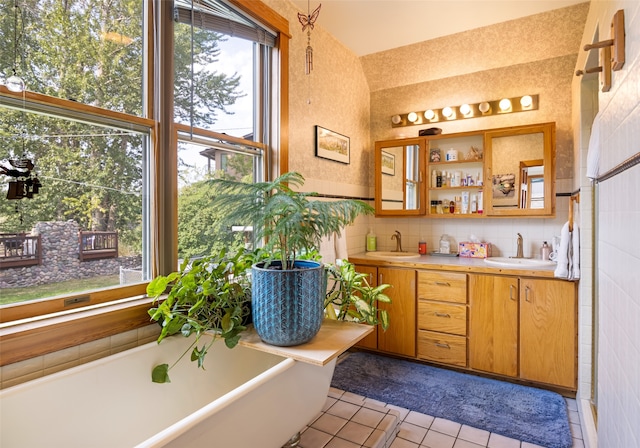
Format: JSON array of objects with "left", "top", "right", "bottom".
[{"left": 0, "top": 1, "right": 248, "bottom": 263}]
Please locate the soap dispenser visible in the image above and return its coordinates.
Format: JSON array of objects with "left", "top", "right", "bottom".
[
  {"left": 366, "top": 229, "right": 377, "bottom": 252},
  {"left": 540, "top": 241, "right": 550, "bottom": 260}
]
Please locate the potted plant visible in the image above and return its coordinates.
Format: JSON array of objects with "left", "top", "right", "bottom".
[
  {"left": 211, "top": 171, "right": 375, "bottom": 346},
  {"left": 325, "top": 259, "right": 391, "bottom": 330},
  {"left": 146, "top": 249, "right": 253, "bottom": 383}
]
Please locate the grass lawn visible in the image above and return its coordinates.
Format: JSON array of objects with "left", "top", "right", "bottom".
[{"left": 1, "top": 275, "right": 121, "bottom": 305}]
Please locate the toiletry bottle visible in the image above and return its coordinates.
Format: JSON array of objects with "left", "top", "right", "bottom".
[
  {"left": 431, "top": 170, "right": 437, "bottom": 188},
  {"left": 439, "top": 234, "right": 450, "bottom": 254},
  {"left": 540, "top": 241, "right": 550, "bottom": 260},
  {"left": 418, "top": 238, "right": 427, "bottom": 255},
  {"left": 366, "top": 229, "right": 377, "bottom": 252},
  {"left": 461, "top": 192, "right": 470, "bottom": 214},
  {"left": 436, "top": 171, "right": 442, "bottom": 188},
  {"left": 477, "top": 190, "right": 484, "bottom": 214},
  {"left": 471, "top": 194, "right": 478, "bottom": 213}
]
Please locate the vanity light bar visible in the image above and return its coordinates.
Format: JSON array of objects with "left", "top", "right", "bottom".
[{"left": 390, "top": 94, "right": 539, "bottom": 128}]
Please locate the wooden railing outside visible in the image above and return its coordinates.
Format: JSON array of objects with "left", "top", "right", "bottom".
[
  {"left": 0, "top": 233, "right": 42, "bottom": 269},
  {"left": 79, "top": 231, "right": 118, "bottom": 261}
]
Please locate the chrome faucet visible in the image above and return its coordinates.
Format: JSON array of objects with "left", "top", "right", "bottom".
[
  {"left": 391, "top": 230, "right": 403, "bottom": 252},
  {"left": 514, "top": 233, "right": 524, "bottom": 258}
]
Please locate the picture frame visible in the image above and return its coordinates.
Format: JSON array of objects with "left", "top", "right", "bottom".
[
  {"left": 430, "top": 149, "right": 441, "bottom": 163},
  {"left": 315, "top": 126, "right": 350, "bottom": 164},
  {"left": 381, "top": 151, "right": 395, "bottom": 175}
]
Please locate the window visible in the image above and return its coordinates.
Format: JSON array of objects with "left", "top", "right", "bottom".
[
  {"left": 0, "top": 0, "right": 144, "bottom": 116},
  {"left": 0, "top": 0, "right": 288, "bottom": 362},
  {"left": 174, "top": 0, "right": 275, "bottom": 263}
]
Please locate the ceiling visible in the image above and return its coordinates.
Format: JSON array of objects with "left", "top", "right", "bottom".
[{"left": 291, "top": 0, "right": 587, "bottom": 56}]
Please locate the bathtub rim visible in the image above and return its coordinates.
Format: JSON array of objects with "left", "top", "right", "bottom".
[{"left": 136, "top": 355, "right": 298, "bottom": 448}]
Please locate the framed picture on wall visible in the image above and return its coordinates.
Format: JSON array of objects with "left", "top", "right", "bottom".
[
  {"left": 315, "top": 126, "right": 350, "bottom": 164},
  {"left": 381, "top": 151, "right": 395, "bottom": 175}
]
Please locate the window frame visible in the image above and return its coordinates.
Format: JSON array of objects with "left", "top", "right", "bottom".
[{"left": 0, "top": 0, "right": 289, "bottom": 367}]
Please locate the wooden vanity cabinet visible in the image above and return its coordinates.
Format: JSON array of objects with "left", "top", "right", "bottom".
[
  {"left": 468, "top": 274, "right": 519, "bottom": 377},
  {"left": 469, "top": 274, "right": 576, "bottom": 389},
  {"left": 519, "top": 278, "right": 576, "bottom": 389},
  {"left": 377, "top": 267, "right": 416, "bottom": 357},
  {"left": 417, "top": 271, "right": 468, "bottom": 367}
]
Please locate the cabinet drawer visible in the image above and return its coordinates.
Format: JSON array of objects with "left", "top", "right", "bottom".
[
  {"left": 418, "top": 301, "right": 467, "bottom": 335},
  {"left": 417, "top": 271, "right": 467, "bottom": 303},
  {"left": 417, "top": 330, "right": 467, "bottom": 367}
]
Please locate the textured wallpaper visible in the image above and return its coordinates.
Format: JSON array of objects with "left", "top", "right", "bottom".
[{"left": 263, "top": 0, "right": 372, "bottom": 194}]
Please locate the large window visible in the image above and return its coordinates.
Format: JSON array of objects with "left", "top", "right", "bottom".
[
  {"left": 0, "top": 0, "right": 287, "bottom": 361},
  {"left": 174, "top": 0, "right": 275, "bottom": 263}
]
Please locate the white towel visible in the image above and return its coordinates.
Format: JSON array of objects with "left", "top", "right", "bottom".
[
  {"left": 554, "top": 222, "right": 571, "bottom": 279},
  {"left": 570, "top": 223, "right": 580, "bottom": 280},
  {"left": 319, "top": 231, "right": 349, "bottom": 264},
  {"left": 586, "top": 112, "right": 601, "bottom": 180}
]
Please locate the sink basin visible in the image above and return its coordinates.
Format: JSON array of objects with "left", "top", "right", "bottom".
[
  {"left": 484, "top": 257, "right": 556, "bottom": 268},
  {"left": 365, "top": 251, "right": 421, "bottom": 260}
]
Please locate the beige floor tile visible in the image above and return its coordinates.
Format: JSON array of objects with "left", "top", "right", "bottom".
[
  {"left": 521, "top": 442, "right": 544, "bottom": 448},
  {"left": 328, "top": 400, "right": 362, "bottom": 420},
  {"left": 397, "top": 422, "right": 428, "bottom": 444},
  {"left": 421, "top": 429, "right": 456, "bottom": 448},
  {"left": 326, "top": 437, "right": 362, "bottom": 448},
  {"left": 487, "top": 433, "right": 520, "bottom": 448},
  {"left": 404, "top": 411, "right": 434, "bottom": 429},
  {"left": 390, "top": 436, "right": 420, "bottom": 448},
  {"left": 352, "top": 407, "right": 387, "bottom": 428},
  {"left": 430, "top": 418, "right": 461, "bottom": 438},
  {"left": 458, "top": 425, "right": 490, "bottom": 446},
  {"left": 453, "top": 439, "right": 485, "bottom": 448},
  {"left": 337, "top": 421, "right": 375, "bottom": 445},
  {"left": 300, "top": 427, "right": 333, "bottom": 448},
  {"left": 363, "top": 428, "right": 386, "bottom": 448},
  {"left": 312, "top": 413, "right": 349, "bottom": 435}
]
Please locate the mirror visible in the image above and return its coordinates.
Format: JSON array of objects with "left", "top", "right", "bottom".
[
  {"left": 485, "top": 123, "right": 555, "bottom": 216},
  {"left": 375, "top": 138, "right": 425, "bottom": 216}
]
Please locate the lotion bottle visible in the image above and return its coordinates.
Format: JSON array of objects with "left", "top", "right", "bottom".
[
  {"left": 366, "top": 229, "right": 377, "bottom": 252},
  {"left": 540, "top": 241, "right": 551, "bottom": 260}
]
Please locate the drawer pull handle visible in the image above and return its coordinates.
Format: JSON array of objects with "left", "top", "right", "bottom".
[
  {"left": 509, "top": 284, "right": 516, "bottom": 301},
  {"left": 435, "top": 281, "right": 451, "bottom": 286},
  {"left": 435, "top": 342, "right": 450, "bottom": 349},
  {"left": 435, "top": 312, "right": 451, "bottom": 318}
]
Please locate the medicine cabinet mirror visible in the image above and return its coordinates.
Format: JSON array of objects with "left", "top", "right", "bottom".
[
  {"left": 484, "top": 122, "right": 555, "bottom": 216},
  {"left": 375, "top": 137, "right": 426, "bottom": 216}
]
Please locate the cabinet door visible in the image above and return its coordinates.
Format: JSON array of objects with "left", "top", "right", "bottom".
[
  {"left": 520, "top": 278, "right": 576, "bottom": 389},
  {"left": 354, "top": 264, "right": 378, "bottom": 350},
  {"left": 378, "top": 267, "right": 416, "bottom": 357},
  {"left": 375, "top": 138, "right": 426, "bottom": 216},
  {"left": 469, "top": 274, "right": 518, "bottom": 377}
]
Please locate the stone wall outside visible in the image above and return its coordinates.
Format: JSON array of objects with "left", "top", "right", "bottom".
[{"left": 0, "top": 221, "right": 141, "bottom": 288}]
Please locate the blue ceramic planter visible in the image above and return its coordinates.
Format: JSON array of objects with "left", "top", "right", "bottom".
[{"left": 251, "top": 260, "right": 325, "bottom": 346}]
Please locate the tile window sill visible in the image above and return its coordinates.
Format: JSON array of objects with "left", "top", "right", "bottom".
[{"left": 0, "top": 296, "right": 154, "bottom": 368}]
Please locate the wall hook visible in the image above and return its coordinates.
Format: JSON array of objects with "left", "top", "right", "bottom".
[{"left": 582, "top": 10, "right": 625, "bottom": 71}]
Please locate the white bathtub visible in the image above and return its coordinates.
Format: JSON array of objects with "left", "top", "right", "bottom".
[{"left": 0, "top": 334, "right": 336, "bottom": 448}]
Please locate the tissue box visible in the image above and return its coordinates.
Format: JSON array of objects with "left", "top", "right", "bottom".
[{"left": 458, "top": 242, "right": 492, "bottom": 258}]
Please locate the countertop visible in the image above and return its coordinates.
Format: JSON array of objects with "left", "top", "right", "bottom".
[
  {"left": 348, "top": 252, "right": 561, "bottom": 279},
  {"left": 238, "top": 319, "right": 373, "bottom": 366}
]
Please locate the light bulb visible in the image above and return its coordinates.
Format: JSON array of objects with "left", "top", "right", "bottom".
[
  {"left": 520, "top": 95, "right": 533, "bottom": 108},
  {"left": 442, "top": 106, "right": 454, "bottom": 118},
  {"left": 391, "top": 114, "right": 402, "bottom": 125},
  {"left": 499, "top": 98, "right": 512, "bottom": 111},
  {"left": 6, "top": 73, "right": 25, "bottom": 93},
  {"left": 424, "top": 109, "right": 435, "bottom": 120},
  {"left": 479, "top": 102, "right": 491, "bottom": 113},
  {"left": 459, "top": 104, "right": 472, "bottom": 116},
  {"left": 407, "top": 112, "right": 418, "bottom": 123}
]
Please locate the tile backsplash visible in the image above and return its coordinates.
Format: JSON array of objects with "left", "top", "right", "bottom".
[{"left": 0, "top": 324, "right": 160, "bottom": 390}]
